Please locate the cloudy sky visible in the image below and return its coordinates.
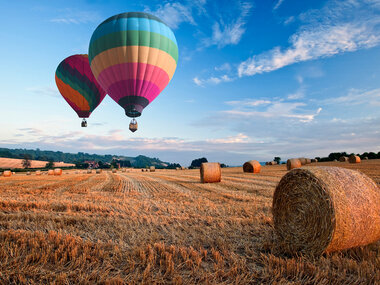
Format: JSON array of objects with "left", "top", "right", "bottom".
[{"left": 0, "top": 0, "right": 379, "bottom": 166}]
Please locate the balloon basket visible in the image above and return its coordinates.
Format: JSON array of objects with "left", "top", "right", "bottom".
[
  {"left": 129, "top": 119, "right": 138, "bottom": 132},
  {"left": 81, "top": 119, "right": 87, "bottom": 127}
]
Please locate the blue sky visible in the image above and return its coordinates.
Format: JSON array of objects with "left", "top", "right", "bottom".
[{"left": 0, "top": 0, "right": 379, "bottom": 166}]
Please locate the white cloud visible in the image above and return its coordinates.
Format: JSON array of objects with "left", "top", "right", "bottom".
[
  {"left": 27, "top": 86, "right": 60, "bottom": 98},
  {"left": 50, "top": 11, "right": 101, "bottom": 24},
  {"left": 323, "top": 88, "right": 380, "bottom": 106},
  {"left": 193, "top": 74, "right": 234, "bottom": 86},
  {"left": 238, "top": 0, "right": 380, "bottom": 77},
  {"left": 215, "top": 63, "right": 231, "bottom": 71},
  {"left": 273, "top": 0, "right": 285, "bottom": 10},
  {"left": 226, "top": 99, "right": 271, "bottom": 106},
  {"left": 146, "top": 2, "right": 200, "bottom": 29},
  {"left": 203, "top": 1, "right": 252, "bottom": 48}
]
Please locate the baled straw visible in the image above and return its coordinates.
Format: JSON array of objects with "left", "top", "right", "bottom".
[
  {"left": 339, "top": 156, "right": 348, "bottom": 162},
  {"left": 35, "top": 171, "right": 41, "bottom": 176},
  {"left": 305, "top": 158, "right": 311, "bottom": 164},
  {"left": 54, "top": 168, "right": 62, "bottom": 176},
  {"left": 96, "top": 169, "right": 102, "bottom": 174},
  {"left": 48, "top": 170, "right": 54, "bottom": 176},
  {"left": 3, "top": 171, "right": 12, "bottom": 177},
  {"left": 200, "top": 162, "right": 221, "bottom": 183},
  {"left": 311, "top": 159, "right": 317, "bottom": 163},
  {"left": 298, "top": 158, "right": 307, "bottom": 165},
  {"left": 150, "top": 166, "right": 156, "bottom": 172},
  {"left": 272, "top": 166, "right": 380, "bottom": 255},
  {"left": 112, "top": 169, "right": 117, "bottom": 173},
  {"left": 243, "top": 160, "right": 261, "bottom": 173},
  {"left": 349, "top": 155, "right": 361, "bottom": 163},
  {"left": 286, "top": 159, "right": 301, "bottom": 170},
  {"left": 87, "top": 169, "right": 92, "bottom": 174}
]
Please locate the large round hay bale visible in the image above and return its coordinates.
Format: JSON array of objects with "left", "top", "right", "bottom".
[
  {"left": 349, "top": 155, "right": 361, "bottom": 164},
  {"left": 54, "top": 168, "right": 62, "bottom": 176},
  {"left": 3, "top": 171, "right": 12, "bottom": 177},
  {"left": 339, "top": 156, "right": 348, "bottom": 162},
  {"left": 272, "top": 166, "right": 380, "bottom": 255},
  {"left": 35, "top": 171, "right": 41, "bottom": 176},
  {"left": 48, "top": 170, "right": 54, "bottom": 176},
  {"left": 298, "top": 158, "right": 307, "bottom": 165},
  {"left": 200, "top": 162, "right": 221, "bottom": 183},
  {"left": 112, "top": 169, "right": 117, "bottom": 173},
  {"left": 96, "top": 169, "right": 102, "bottom": 174},
  {"left": 150, "top": 166, "right": 155, "bottom": 172},
  {"left": 286, "top": 159, "right": 301, "bottom": 170},
  {"left": 243, "top": 160, "right": 261, "bottom": 173}
]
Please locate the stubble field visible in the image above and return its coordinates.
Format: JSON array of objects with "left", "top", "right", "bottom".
[{"left": 0, "top": 160, "right": 379, "bottom": 284}]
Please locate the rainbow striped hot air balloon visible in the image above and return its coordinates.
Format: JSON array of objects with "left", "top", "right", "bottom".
[
  {"left": 55, "top": 54, "right": 106, "bottom": 127},
  {"left": 88, "top": 12, "right": 178, "bottom": 132}
]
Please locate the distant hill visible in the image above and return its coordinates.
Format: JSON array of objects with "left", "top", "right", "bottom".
[{"left": 0, "top": 148, "right": 178, "bottom": 169}]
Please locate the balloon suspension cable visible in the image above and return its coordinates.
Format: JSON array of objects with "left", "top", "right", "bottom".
[
  {"left": 81, "top": 118, "right": 87, "bottom": 128},
  {"left": 129, "top": 118, "right": 138, "bottom": 133}
]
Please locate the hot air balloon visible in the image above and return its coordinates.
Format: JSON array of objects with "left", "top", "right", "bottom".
[
  {"left": 55, "top": 54, "right": 106, "bottom": 127},
  {"left": 88, "top": 12, "right": 178, "bottom": 132}
]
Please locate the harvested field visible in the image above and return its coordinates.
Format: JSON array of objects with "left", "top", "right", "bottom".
[
  {"left": 0, "top": 157, "right": 75, "bottom": 169},
  {"left": 0, "top": 160, "right": 379, "bottom": 284}
]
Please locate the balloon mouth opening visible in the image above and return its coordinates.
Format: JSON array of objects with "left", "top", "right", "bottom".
[{"left": 125, "top": 105, "right": 143, "bottom": 118}]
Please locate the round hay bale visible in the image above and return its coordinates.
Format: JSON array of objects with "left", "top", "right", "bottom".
[
  {"left": 35, "top": 171, "right": 41, "bottom": 176},
  {"left": 122, "top": 168, "right": 126, "bottom": 172},
  {"left": 339, "top": 156, "right": 348, "bottom": 162},
  {"left": 286, "top": 159, "right": 301, "bottom": 170},
  {"left": 112, "top": 169, "right": 117, "bottom": 173},
  {"left": 200, "top": 162, "right": 221, "bottom": 183},
  {"left": 54, "top": 168, "right": 62, "bottom": 176},
  {"left": 150, "top": 166, "right": 156, "bottom": 172},
  {"left": 176, "top": 167, "right": 180, "bottom": 170},
  {"left": 273, "top": 166, "right": 380, "bottom": 255},
  {"left": 48, "top": 170, "right": 54, "bottom": 176},
  {"left": 298, "top": 158, "right": 307, "bottom": 165},
  {"left": 181, "top": 166, "right": 185, "bottom": 170},
  {"left": 305, "top": 158, "right": 311, "bottom": 164},
  {"left": 243, "top": 160, "right": 261, "bottom": 173},
  {"left": 96, "top": 169, "right": 102, "bottom": 174},
  {"left": 3, "top": 170, "right": 12, "bottom": 177},
  {"left": 311, "top": 159, "right": 317, "bottom": 163},
  {"left": 12, "top": 172, "right": 15, "bottom": 175},
  {"left": 333, "top": 159, "right": 338, "bottom": 162},
  {"left": 87, "top": 169, "right": 93, "bottom": 174},
  {"left": 26, "top": 171, "right": 31, "bottom": 176},
  {"left": 363, "top": 157, "right": 369, "bottom": 160},
  {"left": 349, "top": 155, "right": 361, "bottom": 164}
]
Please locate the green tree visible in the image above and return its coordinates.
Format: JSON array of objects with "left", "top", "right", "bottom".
[
  {"left": 46, "top": 160, "right": 54, "bottom": 169},
  {"left": 22, "top": 154, "right": 31, "bottom": 169},
  {"left": 274, "top": 157, "right": 281, "bottom": 164}
]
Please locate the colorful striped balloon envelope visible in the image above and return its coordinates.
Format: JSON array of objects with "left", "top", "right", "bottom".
[
  {"left": 55, "top": 54, "right": 106, "bottom": 125},
  {"left": 88, "top": 12, "right": 178, "bottom": 119}
]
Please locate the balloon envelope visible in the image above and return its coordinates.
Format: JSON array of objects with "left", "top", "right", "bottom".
[
  {"left": 55, "top": 54, "right": 106, "bottom": 118},
  {"left": 88, "top": 12, "right": 178, "bottom": 118}
]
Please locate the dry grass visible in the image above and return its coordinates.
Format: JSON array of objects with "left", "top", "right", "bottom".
[
  {"left": 0, "top": 157, "right": 75, "bottom": 169},
  {"left": 0, "top": 161, "right": 379, "bottom": 284}
]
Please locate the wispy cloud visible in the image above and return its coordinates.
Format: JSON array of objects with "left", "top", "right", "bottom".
[
  {"left": 323, "top": 88, "right": 380, "bottom": 106},
  {"left": 193, "top": 75, "right": 234, "bottom": 86},
  {"left": 50, "top": 10, "right": 101, "bottom": 24},
  {"left": 273, "top": 0, "right": 285, "bottom": 10},
  {"left": 203, "top": 1, "right": 253, "bottom": 48},
  {"left": 26, "top": 86, "right": 60, "bottom": 98},
  {"left": 238, "top": 0, "right": 380, "bottom": 77}
]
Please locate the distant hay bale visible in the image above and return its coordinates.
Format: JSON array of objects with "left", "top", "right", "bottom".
[
  {"left": 54, "top": 169, "right": 62, "bottom": 176},
  {"left": 243, "top": 160, "right": 261, "bottom": 173},
  {"left": 96, "top": 169, "right": 102, "bottom": 174},
  {"left": 176, "top": 167, "right": 180, "bottom": 170},
  {"left": 305, "top": 158, "right": 311, "bottom": 164},
  {"left": 287, "top": 159, "right": 301, "bottom": 170},
  {"left": 122, "top": 168, "right": 126, "bottom": 172},
  {"left": 181, "top": 166, "right": 185, "bottom": 170},
  {"left": 333, "top": 159, "right": 338, "bottom": 162},
  {"left": 339, "top": 156, "right": 348, "bottom": 162},
  {"left": 273, "top": 166, "right": 380, "bottom": 255},
  {"left": 363, "top": 157, "right": 369, "bottom": 160},
  {"left": 349, "top": 155, "right": 361, "bottom": 164},
  {"left": 150, "top": 166, "right": 155, "bottom": 172},
  {"left": 87, "top": 170, "right": 92, "bottom": 174},
  {"left": 265, "top": 162, "right": 269, "bottom": 165},
  {"left": 200, "top": 162, "right": 221, "bottom": 183},
  {"left": 3, "top": 171, "right": 12, "bottom": 177},
  {"left": 311, "top": 159, "right": 317, "bottom": 163},
  {"left": 112, "top": 169, "right": 117, "bottom": 173},
  {"left": 35, "top": 171, "right": 41, "bottom": 176},
  {"left": 141, "top": 169, "right": 145, "bottom": 172},
  {"left": 48, "top": 170, "right": 54, "bottom": 176},
  {"left": 26, "top": 171, "right": 31, "bottom": 176},
  {"left": 12, "top": 172, "right": 15, "bottom": 175},
  {"left": 298, "top": 158, "right": 307, "bottom": 165}
]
